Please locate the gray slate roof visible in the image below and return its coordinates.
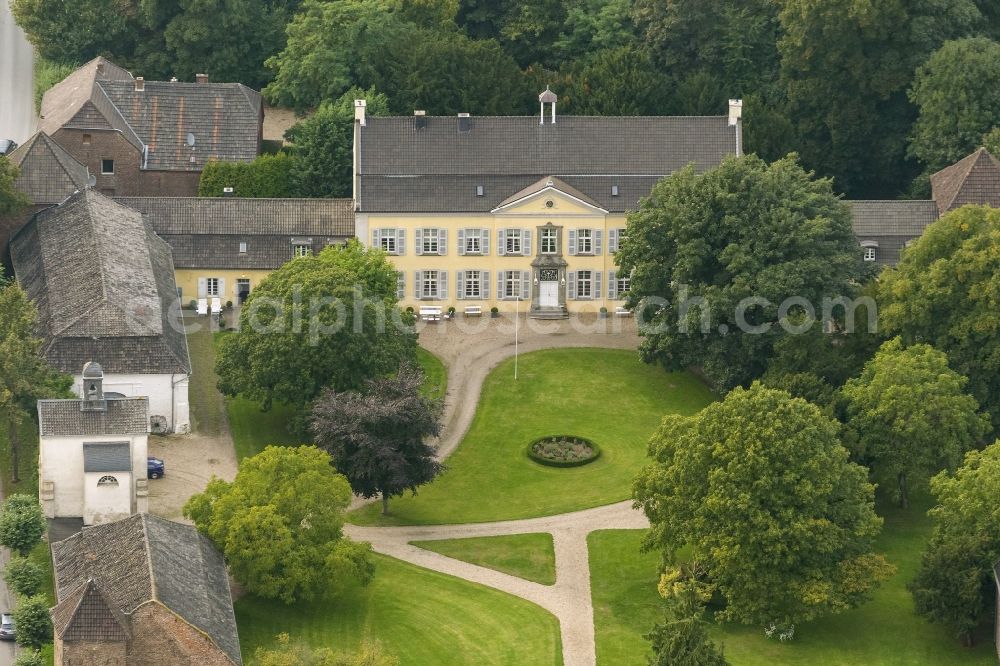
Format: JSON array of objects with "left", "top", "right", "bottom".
[
  {"left": 10, "top": 190, "right": 191, "bottom": 375},
  {"left": 39, "top": 56, "right": 261, "bottom": 172},
  {"left": 51, "top": 513, "right": 241, "bottom": 664},
  {"left": 83, "top": 442, "right": 132, "bottom": 472},
  {"left": 7, "top": 132, "right": 90, "bottom": 204},
  {"left": 37, "top": 398, "right": 148, "bottom": 437},
  {"left": 357, "top": 115, "right": 739, "bottom": 213},
  {"left": 115, "top": 197, "right": 354, "bottom": 269},
  {"left": 52, "top": 578, "right": 131, "bottom": 642},
  {"left": 848, "top": 200, "right": 940, "bottom": 266}
]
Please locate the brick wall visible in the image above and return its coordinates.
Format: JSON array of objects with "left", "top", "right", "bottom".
[
  {"left": 139, "top": 170, "right": 201, "bottom": 197},
  {"left": 58, "top": 638, "right": 127, "bottom": 665},
  {"left": 126, "top": 602, "right": 237, "bottom": 666},
  {"left": 52, "top": 129, "right": 142, "bottom": 196}
]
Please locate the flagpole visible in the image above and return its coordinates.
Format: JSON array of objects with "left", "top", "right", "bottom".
[{"left": 514, "top": 296, "right": 519, "bottom": 381}]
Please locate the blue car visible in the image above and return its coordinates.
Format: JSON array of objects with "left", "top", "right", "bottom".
[{"left": 147, "top": 457, "right": 165, "bottom": 479}]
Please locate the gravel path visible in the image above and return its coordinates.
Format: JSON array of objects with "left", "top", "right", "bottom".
[
  {"left": 348, "top": 315, "right": 648, "bottom": 665},
  {"left": 345, "top": 500, "right": 649, "bottom": 666}
]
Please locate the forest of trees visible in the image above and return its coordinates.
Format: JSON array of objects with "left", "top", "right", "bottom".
[{"left": 12, "top": 0, "right": 1000, "bottom": 197}]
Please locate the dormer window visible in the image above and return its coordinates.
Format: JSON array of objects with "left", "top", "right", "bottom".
[
  {"left": 863, "top": 247, "right": 877, "bottom": 262},
  {"left": 861, "top": 241, "right": 878, "bottom": 263},
  {"left": 239, "top": 242, "right": 247, "bottom": 254},
  {"left": 476, "top": 185, "right": 484, "bottom": 197},
  {"left": 611, "top": 185, "right": 619, "bottom": 196}
]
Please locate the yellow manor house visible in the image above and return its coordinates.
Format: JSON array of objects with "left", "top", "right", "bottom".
[{"left": 353, "top": 90, "right": 743, "bottom": 317}]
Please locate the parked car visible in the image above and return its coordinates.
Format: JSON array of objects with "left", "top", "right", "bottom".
[
  {"left": 0, "top": 140, "right": 17, "bottom": 156},
  {"left": 147, "top": 457, "right": 165, "bottom": 479},
  {"left": 0, "top": 613, "right": 15, "bottom": 640}
]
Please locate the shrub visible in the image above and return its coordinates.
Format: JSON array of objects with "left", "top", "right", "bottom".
[
  {"left": 0, "top": 496, "right": 45, "bottom": 556},
  {"left": 527, "top": 435, "right": 601, "bottom": 467},
  {"left": 4, "top": 557, "right": 43, "bottom": 598},
  {"left": 13, "top": 649, "right": 43, "bottom": 666},
  {"left": 13, "top": 595, "right": 52, "bottom": 649}
]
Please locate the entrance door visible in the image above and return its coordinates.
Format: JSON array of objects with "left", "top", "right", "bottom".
[{"left": 539, "top": 281, "right": 559, "bottom": 307}]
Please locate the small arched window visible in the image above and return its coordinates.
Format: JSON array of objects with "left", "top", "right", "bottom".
[{"left": 97, "top": 476, "right": 119, "bottom": 487}]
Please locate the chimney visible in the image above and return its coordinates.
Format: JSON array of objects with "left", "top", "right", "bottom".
[
  {"left": 195, "top": 73, "right": 208, "bottom": 84},
  {"left": 223, "top": 186, "right": 234, "bottom": 197},
  {"left": 457, "top": 112, "right": 470, "bottom": 132},
  {"left": 728, "top": 99, "right": 743, "bottom": 127},
  {"left": 135, "top": 77, "right": 145, "bottom": 92},
  {"left": 354, "top": 99, "right": 367, "bottom": 126},
  {"left": 539, "top": 86, "right": 558, "bottom": 125},
  {"left": 414, "top": 110, "right": 426, "bottom": 130},
  {"left": 80, "top": 362, "right": 106, "bottom": 412}
]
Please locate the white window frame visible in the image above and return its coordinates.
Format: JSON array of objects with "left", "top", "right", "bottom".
[
  {"left": 422, "top": 228, "right": 440, "bottom": 255},
  {"left": 293, "top": 244, "right": 311, "bottom": 258},
  {"left": 422, "top": 270, "right": 439, "bottom": 299},
  {"left": 616, "top": 275, "right": 631, "bottom": 298},
  {"left": 503, "top": 271, "right": 522, "bottom": 299},
  {"left": 379, "top": 229, "right": 398, "bottom": 254},
  {"left": 238, "top": 241, "right": 247, "bottom": 254},
  {"left": 577, "top": 229, "right": 593, "bottom": 254},
  {"left": 506, "top": 230, "right": 522, "bottom": 255},
  {"left": 464, "top": 270, "right": 482, "bottom": 298},
  {"left": 576, "top": 270, "right": 592, "bottom": 299},
  {"left": 465, "top": 231, "right": 482, "bottom": 255},
  {"left": 863, "top": 247, "right": 877, "bottom": 262},
  {"left": 206, "top": 278, "right": 220, "bottom": 297},
  {"left": 541, "top": 228, "right": 557, "bottom": 254}
]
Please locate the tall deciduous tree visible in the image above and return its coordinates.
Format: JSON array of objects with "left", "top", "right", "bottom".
[
  {"left": 615, "top": 154, "right": 862, "bottom": 392},
  {"left": 909, "top": 442, "right": 1000, "bottom": 646},
  {"left": 284, "top": 87, "right": 390, "bottom": 198},
  {"left": 908, "top": 37, "right": 1000, "bottom": 174},
  {"left": 184, "top": 445, "right": 374, "bottom": 603},
  {"left": 215, "top": 240, "right": 416, "bottom": 422},
  {"left": 842, "top": 338, "right": 989, "bottom": 508},
  {"left": 555, "top": 46, "right": 672, "bottom": 116},
  {"left": 634, "top": 383, "right": 893, "bottom": 629},
  {"left": 778, "top": 0, "right": 981, "bottom": 197},
  {"left": 0, "top": 496, "right": 44, "bottom": 557},
  {"left": 0, "top": 278, "right": 73, "bottom": 483},
  {"left": 311, "top": 364, "right": 444, "bottom": 515},
  {"left": 877, "top": 205, "right": 1000, "bottom": 430}
]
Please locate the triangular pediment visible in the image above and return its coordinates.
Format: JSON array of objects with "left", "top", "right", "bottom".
[{"left": 492, "top": 176, "right": 607, "bottom": 215}]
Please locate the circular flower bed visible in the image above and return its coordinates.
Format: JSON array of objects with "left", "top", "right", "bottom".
[{"left": 527, "top": 435, "right": 601, "bottom": 468}]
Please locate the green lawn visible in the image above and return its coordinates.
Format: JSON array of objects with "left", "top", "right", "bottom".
[
  {"left": 588, "top": 494, "right": 997, "bottom": 666},
  {"left": 236, "top": 553, "right": 562, "bottom": 665},
  {"left": 351, "top": 348, "right": 715, "bottom": 525},
  {"left": 418, "top": 347, "right": 447, "bottom": 401},
  {"left": 186, "top": 319, "right": 229, "bottom": 436},
  {"left": 411, "top": 533, "right": 556, "bottom": 585}
]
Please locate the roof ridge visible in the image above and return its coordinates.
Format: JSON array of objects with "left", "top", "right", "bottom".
[{"left": 140, "top": 514, "right": 157, "bottom": 603}]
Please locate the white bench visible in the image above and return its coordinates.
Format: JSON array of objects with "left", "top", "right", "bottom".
[
  {"left": 419, "top": 305, "right": 442, "bottom": 322},
  {"left": 614, "top": 306, "right": 633, "bottom": 317},
  {"left": 210, "top": 297, "right": 222, "bottom": 314},
  {"left": 196, "top": 298, "right": 208, "bottom": 315},
  {"left": 463, "top": 305, "right": 483, "bottom": 317}
]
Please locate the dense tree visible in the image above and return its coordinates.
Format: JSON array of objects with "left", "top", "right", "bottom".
[
  {"left": 910, "top": 442, "right": 1000, "bottom": 646},
  {"left": 842, "top": 338, "right": 989, "bottom": 508},
  {"left": 254, "top": 633, "right": 399, "bottom": 666},
  {"left": 215, "top": 240, "right": 416, "bottom": 420},
  {"left": 11, "top": 596, "right": 51, "bottom": 650},
  {"left": 3, "top": 556, "right": 44, "bottom": 598},
  {"left": 11, "top": 0, "right": 141, "bottom": 66},
  {"left": 982, "top": 127, "right": 1000, "bottom": 156},
  {"left": 556, "top": 46, "right": 672, "bottom": 116},
  {"left": 0, "top": 278, "right": 73, "bottom": 482},
  {"left": 184, "top": 445, "right": 374, "bottom": 603},
  {"left": 552, "top": 0, "right": 638, "bottom": 64},
  {"left": 647, "top": 565, "right": 729, "bottom": 666},
  {"left": 634, "top": 383, "right": 892, "bottom": 629},
  {"left": 198, "top": 153, "right": 298, "bottom": 198},
  {"left": 778, "top": 0, "right": 981, "bottom": 197},
  {"left": 633, "top": 0, "right": 781, "bottom": 103},
  {"left": 615, "top": 154, "right": 862, "bottom": 391},
  {"left": 877, "top": 205, "right": 1000, "bottom": 430},
  {"left": 264, "top": 0, "right": 410, "bottom": 110},
  {"left": 0, "top": 158, "right": 29, "bottom": 216},
  {"left": 312, "top": 364, "right": 444, "bottom": 515},
  {"left": 908, "top": 37, "right": 1000, "bottom": 174},
  {"left": 0, "top": 496, "right": 45, "bottom": 557},
  {"left": 284, "top": 88, "right": 389, "bottom": 198}
]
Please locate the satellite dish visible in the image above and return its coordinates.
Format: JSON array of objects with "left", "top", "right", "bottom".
[
  {"left": 186, "top": 132, "right": 196, "bottom": 147},
  {"left": 87, "top": 174, "right": 96, "bottom": 188}
]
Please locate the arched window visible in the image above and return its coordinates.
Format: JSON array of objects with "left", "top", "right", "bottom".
[{"left": 97, "top": 476, "right": 119, "bottom": 487}]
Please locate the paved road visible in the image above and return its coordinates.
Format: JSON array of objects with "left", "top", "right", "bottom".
[
  {"left": 0, "top": 0, "right": 36, "bottom": 144},
  {"left": 346, "top": 500, "right": 650, "bottom": 666}
]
